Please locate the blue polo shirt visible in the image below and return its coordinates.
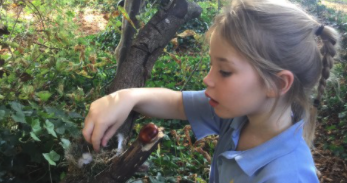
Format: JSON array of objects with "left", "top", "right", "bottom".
[{"left": 182, "top": 90, "right": 319, "bottom": 183}]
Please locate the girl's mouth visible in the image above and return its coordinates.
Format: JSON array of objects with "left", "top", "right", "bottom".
[{"left": 205, "top": 92, "right": 219, "bottom": 107}]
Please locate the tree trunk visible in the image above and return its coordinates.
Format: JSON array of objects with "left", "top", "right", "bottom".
[
  {"left": 114, "top": 0, "right": 142, "bottom": 63},
  {"left": 62, "top": 0, "right": 202, "bottom": 182}
]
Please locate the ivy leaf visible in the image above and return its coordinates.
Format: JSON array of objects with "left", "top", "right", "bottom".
[
  {"left": 36, "top": 91, "right": 52, "bottom": 102},
  {"left": 30, "top": 132, "right": 41, "bottom": 141},
  {"left": 68, "top": 112, "right": 83, "bottom": 119},
  {"left": 60, "top": 138, "right": 71, "bottom": 150},
  {"left": 44, "top": 106, "right": 66, "bottom": 118},
  {"left": 0, "top": 110, "right": 5, "bottom": 120},
  {"left": 43, "top": 150, "right": 60, "bottom": 166},
  {"left": 45, "top": 120, "right": 57, "bottom": 138},
  {"left": 56, "top": 125, "right": 66, "bottom": 134},
  {"left": 11, "top": 111, "right": 26, "bottom": 123},
  {"left": 10, "top": 102, "right": 23, "bottom": 112},
  {"left": 10, "top": 105, "right": 28, "bottom": 121},
  {"left": 31, "top": 119, "right": 42, "bottom": 133}
]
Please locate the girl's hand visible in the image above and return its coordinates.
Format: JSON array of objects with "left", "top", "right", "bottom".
[
  {"left": 82, "top": 91, "right": 134, "bottom": 151},
  {"left": 82, "top": 88, "right": 186, "bottom": 151}
]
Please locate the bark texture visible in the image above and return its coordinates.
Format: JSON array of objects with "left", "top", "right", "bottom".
[{"left": 114, "top": 0, "right": 142, "bottom": 63}]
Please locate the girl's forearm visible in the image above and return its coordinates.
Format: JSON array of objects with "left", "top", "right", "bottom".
[{"left": 117, "top": 88, "right": 187, "bottom": 120}]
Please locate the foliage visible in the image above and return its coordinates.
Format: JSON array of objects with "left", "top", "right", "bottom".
[
  {"left": 0, "top": 0, "right": 117, "bottom": 182},
  {"left": 0, "top": 0, "right": 216, "bottom": 182}
]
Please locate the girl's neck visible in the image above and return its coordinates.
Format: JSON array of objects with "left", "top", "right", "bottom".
[
  {"left": 247, "top": 106, "right": 292, "bottom": 135},
  {"left": 237, "top": 103, "right": 293, "bottom": 151}
]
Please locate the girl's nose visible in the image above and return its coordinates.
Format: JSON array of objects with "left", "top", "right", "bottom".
[{"left": 203, "top": 68, "right": 214, "bottom": 87}]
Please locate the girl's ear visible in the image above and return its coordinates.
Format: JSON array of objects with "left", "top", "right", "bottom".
[{"left": 266, "top": 70, "right": 294, "bottom": 98}]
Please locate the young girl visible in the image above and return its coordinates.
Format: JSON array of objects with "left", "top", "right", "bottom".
[{"left": 82, "top": 0, "right": 339, "bottom": 182}]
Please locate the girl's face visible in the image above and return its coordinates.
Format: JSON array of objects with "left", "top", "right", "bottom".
[{"left": 204, "top": 31, "right": 271, "bottom": 119}]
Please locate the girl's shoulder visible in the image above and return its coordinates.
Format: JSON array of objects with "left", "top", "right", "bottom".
[{"left": 258, "top": 141, "right": 318, "bottom": 182}]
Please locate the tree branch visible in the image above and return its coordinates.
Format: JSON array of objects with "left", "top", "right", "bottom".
[{"left": 114, "top": 0, "right": 142, "bottom": 63}]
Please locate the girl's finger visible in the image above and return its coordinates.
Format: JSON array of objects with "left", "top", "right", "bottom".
[
  {"left": 82, "top": 116, "right": 94, "bottom": 144},
  {"left": 91, "top": 123, "right": 109, "bottom": 152},
  {"left": 101, "top": 124, "right": 119, "bottom": 147}
]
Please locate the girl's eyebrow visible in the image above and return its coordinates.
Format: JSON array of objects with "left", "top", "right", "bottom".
[{"left": 209, "top": 53, "right": 235, "bottom": 64}]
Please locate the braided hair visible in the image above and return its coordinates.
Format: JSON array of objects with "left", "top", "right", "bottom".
[{"left": 314, "top": 25, "right": 338, "bottom": 108}]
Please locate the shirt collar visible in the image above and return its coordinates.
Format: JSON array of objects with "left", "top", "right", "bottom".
[
  {"left": 221, "top": 119, "right": 304, "bottom": 177},
  {"left": 229, "top": 116, "right": 247, "bottom": 132}
]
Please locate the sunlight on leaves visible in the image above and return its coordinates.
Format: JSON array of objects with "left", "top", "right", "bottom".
[
  {"left": 43, "top": 150, "right": 60, "bottom": 166},
  {"left": 36, "top": 91, "right": 52, "bottom": 102},
  {"left": 118, "top": 6, "right": 137, "bottom": 31}
]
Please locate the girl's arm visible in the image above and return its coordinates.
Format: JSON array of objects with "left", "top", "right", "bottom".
[{"left": 82, "top": 88, "right": 186, "bottom": 151}]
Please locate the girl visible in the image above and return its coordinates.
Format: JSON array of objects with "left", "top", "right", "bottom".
[{"left": 82, "top": 0, "right": 339, "bottom": 182}]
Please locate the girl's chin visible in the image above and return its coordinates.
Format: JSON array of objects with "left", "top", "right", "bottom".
[{"left": 214, "top": 109, "right": 237, "bottom": 119}]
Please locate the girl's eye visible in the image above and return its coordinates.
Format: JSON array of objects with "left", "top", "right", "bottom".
[{"left": 219, "top": 70, "right": 232, "bottom": 77}]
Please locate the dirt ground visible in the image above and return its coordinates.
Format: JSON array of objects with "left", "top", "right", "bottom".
[
  {"left": 73, "top": 8, "right": 108, "bottom": 35},
  {"left": 322, "top": 0, "right": 347, "bottom": 13}
]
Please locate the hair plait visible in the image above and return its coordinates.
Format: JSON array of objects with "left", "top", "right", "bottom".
[{"left": 314, "top": 25, "right": 338, "bottom": 108}]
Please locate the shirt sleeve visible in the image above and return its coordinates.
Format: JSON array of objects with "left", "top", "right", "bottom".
[{"left": 182, "top": 90, "right": 222, "bottom": 140}]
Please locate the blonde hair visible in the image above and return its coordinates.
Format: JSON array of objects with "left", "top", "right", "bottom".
[{"left": 208, "top": 0, "right": 339, "bottom": 146}]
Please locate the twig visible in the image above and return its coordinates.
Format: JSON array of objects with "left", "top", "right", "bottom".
[
  {"left": 100, "top": 77, "right": 115, "bottom": 92},
  {"left": 106, "top": 64, "right": 118, "bottom": 70},
  {"left": 150, "top": 0, "right": 159, "bottom": 8},
  {"left": 9, "top": 5, "right": 23, "bottom": 41},
  {"left": 33, "top": 41, "right": 60, "bottom": 50},
  {"left": 180, "top": 53, "right": 205, "bottom": 91},
  {"left": 7, "top": 45, "right": 14, "bottom": 59},
  {"left": 26, "top": 0, "right": 46, "bottom": 31},
  {"left": 48, "top": 164, "right": 53, "bottom": 183}
]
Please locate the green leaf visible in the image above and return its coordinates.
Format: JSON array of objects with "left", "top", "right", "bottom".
[
  {"left": 60, "top": 138, "right": 71, "bottom": 149},
  {"left": 45, "top": 120, "right": 57, "bottom": 138},
  {"left": 43, "top": 150, "right": 60, "bottom": 166},
  {"left": 10, "top": 102, "right": 23, "bottom": 112},
  {"left": 0, "top": 110, "right": 5, "bottom": 120},
  {"left": 65, "top": 11, "right": 74, "bottom": 17},
  {"left": 0, "top": 94, "right": 4, "bottom": 100},
  {"left": 11, "top": 111, "right": 26, "bottom": 123},
  {"left": 60, "top": 172, "right": 66, "bottom": 180},
  {"left": 30, "top": 132, "right": 41, "bottom": 141},
  {"left": 338, "top": 112, "right": 346, "bottom": 119},
  {"left": 44, "top": 106, "right": 66, "bottom": 117},
  {"left": 115, "top": 20, "right": 122, "bottom": 27},
  {"left": 36, "top": 91, "right": 52, "bottom": 102},
  {"left": 118, "top": 6, "right": 137, "bottom": 30},
  {"left": 68, "top": 112, "right": 83, "bottom": 119},
  {"left": 31, "top": 119, "right": 42, "bottom": 133},
  {"left": 56, "top": 125, "right": 65, "bottom": 134}
]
